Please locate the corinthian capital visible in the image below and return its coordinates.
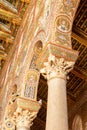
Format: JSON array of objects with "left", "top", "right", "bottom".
[
  {"left": 13, "top": 107, "right": 37, "bottom": 130},
  {"left": 40, "top": 54, "right": 75, "bottom": 80}
]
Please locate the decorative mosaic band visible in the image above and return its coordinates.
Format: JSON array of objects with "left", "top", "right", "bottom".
[
  {"left": 17, "top": 97, "right": 41, "bottom": 112},
  {"left": 36, "top": 42, "right": 78, "bottom": 69}
]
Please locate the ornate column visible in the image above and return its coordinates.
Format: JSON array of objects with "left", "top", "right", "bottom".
[
  {"left": 36, "top": 0, "right": 80, "bottom": 129},
  {"left": 40, "top": 54, "right": 74, "bottom": 130},
  {"left": 36, "top": 36, "right": 78, "bottom": 130}
]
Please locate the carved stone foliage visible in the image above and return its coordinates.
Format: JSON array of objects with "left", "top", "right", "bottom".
[
  {"left": 2, "top": 107, "right": 37, "bottom": 130},
  {"left": 40, "top": 54, "right": 75, "bottom": 80},
  {"left": 13, "top": 107, "right": 37, "bottom": 130}
]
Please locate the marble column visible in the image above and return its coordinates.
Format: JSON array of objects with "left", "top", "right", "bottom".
[{"left": 40, "top": 54, "right": 75, "bottom": 130}]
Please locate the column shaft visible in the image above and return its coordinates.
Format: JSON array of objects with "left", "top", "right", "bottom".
[{"left": 46, "top": 78, "right": 68, "bottom": 130}]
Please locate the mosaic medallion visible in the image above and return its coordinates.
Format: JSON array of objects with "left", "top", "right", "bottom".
[{"left": 56, "top": 15, "right": 71, "bottom": 33}]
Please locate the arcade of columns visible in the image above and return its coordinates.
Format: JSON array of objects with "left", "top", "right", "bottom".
[{"left": 0, "top": 0, "right": 80, "bottom": 130}]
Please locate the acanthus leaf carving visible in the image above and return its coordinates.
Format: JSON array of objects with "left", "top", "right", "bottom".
[
  {"left": 40, "top": 54, "right": 75, "bottom": 80},
  {"left": 13, "top": 107, "right": 37, "bottom": 130}
]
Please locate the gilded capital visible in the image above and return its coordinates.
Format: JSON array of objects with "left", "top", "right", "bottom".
[
  {"left": 40, "top": 54, "right": 75, "bottom": 80},
  {"left": 13, "top": 107, "right": 37, "bottom": 130}
]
